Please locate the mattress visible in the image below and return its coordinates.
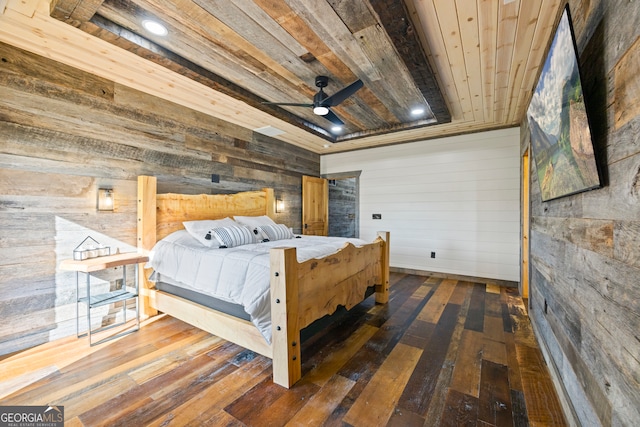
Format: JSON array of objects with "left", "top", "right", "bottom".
[{"left": 148, "top": 230, "right": 368, "bottom": 344}]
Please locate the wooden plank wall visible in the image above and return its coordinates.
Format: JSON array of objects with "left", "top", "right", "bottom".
[
  {"left": 0, "top": 42, "right": 319, "bottom": 355},
  {"left": 322, "top": 127, "right": 521, "bottom": 282},
  {"left": 523, "top": 0, "right": 640, "bottom": 425},
  {"left": 328, "top": 177, "right": 357, "bottom": 238}
]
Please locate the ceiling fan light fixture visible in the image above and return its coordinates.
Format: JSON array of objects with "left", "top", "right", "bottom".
[
  {"left": 313, "top": 106, "right": 329, "bottom": 116},
  {"left": 142, "top": 19, "right": 168, "bottom": 36}
]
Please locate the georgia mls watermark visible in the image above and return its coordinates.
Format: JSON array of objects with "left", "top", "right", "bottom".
[{"left": 0, "top": 406, "right": 64, "bottom": 427}]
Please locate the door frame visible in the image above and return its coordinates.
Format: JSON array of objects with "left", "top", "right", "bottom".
[{"left": 521, "top": 149, "right": 530, "bottom": 299}]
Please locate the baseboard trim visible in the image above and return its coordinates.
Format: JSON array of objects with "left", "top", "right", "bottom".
[{"left": 390, "top": 267, "right": 518, "bottom": 288}]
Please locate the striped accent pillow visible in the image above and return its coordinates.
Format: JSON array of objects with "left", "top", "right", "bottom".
[
  {"left": 257, "top": 224, "right": 294, "bottom": 241},
  {"left": 210, "top": 225, "right": 257, "bottom": 248}
]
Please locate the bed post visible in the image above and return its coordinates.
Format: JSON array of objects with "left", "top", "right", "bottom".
[
  {"left": 263, "top": 188, "right": 276, "bottom": 219},
  {"left": 137, "top": 176, "right": 158, "bottom": 318},
  {"left": 375, "top": 231, "right": 390, "bottom": 304},
  {"left": 270, "top": 246, "right": 301, "bottom": 388}
]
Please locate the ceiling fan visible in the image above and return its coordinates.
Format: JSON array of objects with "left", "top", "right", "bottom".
[{"left": 263, "top": 75, "right": 363, "bottom": 126}]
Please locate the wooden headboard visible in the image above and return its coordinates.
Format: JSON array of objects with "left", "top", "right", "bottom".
[{"left": 137, "top": 176, "right": 275, "bottom": 253}]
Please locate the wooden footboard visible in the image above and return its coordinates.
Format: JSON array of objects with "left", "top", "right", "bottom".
[
  {"left": 137, "top": 175, "right": 389, "bottom": 388},
  {"left": 270, "top": 232, "right": 389, "bottom": 387}
]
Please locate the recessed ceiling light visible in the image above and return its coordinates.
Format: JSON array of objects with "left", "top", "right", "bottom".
[
  {"left": 331, "top": 125, "right": 342, "bottom": 133},
  {"left": 142, "top": 20, "right": 168, "bottom": 36},
  {"left": 323, "top": 144, "right": 331, "bottom": 148},
  {"left": 411, "top": 107, "right": 425, "bottom": 116}
]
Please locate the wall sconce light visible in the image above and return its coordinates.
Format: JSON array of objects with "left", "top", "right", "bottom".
[
  {"left": 276, "top": 198, "right": 285, "bottom": 213},
  {"left": 97, "top": 188, "right": 114, "bottom": 211}
]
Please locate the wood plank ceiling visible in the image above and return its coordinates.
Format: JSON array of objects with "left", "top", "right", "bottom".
[{"left": 8, "top": 0, "right": 563, "bottom": 153}]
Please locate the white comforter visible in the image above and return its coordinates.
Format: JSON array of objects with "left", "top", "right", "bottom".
[{"left": 148, "top": 230, "right": 367, "bottom": 344}]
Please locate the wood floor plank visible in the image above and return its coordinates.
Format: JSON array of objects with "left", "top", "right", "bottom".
[
  {"left": 486, "top": 283, "right": 502, "bottom": 294},
  {"left": 449, "top": 280, "right": 471, "bottom": 305},
  {"left": 478, "top": 360, "right": 513, "bottom": 426},
  {"left": 0, "top": 365, "right": 59, "bottom": 400},
  {"left": 464, "top": 283, "right": 486, "bottom": 332},
  {"left": 450, "top": 330, "right": 484, "bottom": 397},
  {"left": 502, "top": 289, "right": 515, "bottom": 333},
  {"left": 285, "top": 374, "right": 355, "bottom": 426},
  {"left": 21, "top": 329, "right": 213, "bottom": 406},
  {"left": 400, "top": 318, "right": 435, "bottom": 349},
  {"left": 195, "top": 409, "right": 245, "bottom": 426},
  {"left": 483, "top": 336, "right": 508, "bottom": 366},
  {"left": 440, "top": 388, "right": 479, "bottom": 427},
  {"left": 146, "top": 355, "right": 272, "bottom": 426},
  {"left": 129, "top": 335, "right": 225, "bottom": 384},
  {"left": 233, "top": 380, "right": 320, "bottom": 426},
  {"left": 63, "top": 416, "right": 85, "bottom": 427},
  {"left": 516, "top": 344, "right": 567, "bottom": 426},
  {"left": 343, "top": 343, "right": 423, "bottom": 426},
  {"left": 386, "top": 408, "right": 425, "bottom": 426},
  {"left": 484, "top": 315, "right": 505, "bottom": 343},
  {"left": 302, "top": 323, "right": 378, "bottom": 387},
  {"left": 485, "top": 291, "right": 503, "bottom": 317},
  {"left": 511, "top": 388, "right": 530, "bottom": 427},
  {"left": 417, "top": 278, "right": 457, "bottom": 323},
  {"left": 505, "top": 332, "right": 524, "bottom": 391},
  {"left": 507, "top": 293, "right": 538, "bottom": 347},
  {"left": 336, "top": 275, "right": 430, "bottom": 383},
  {"left": 60, "top": 374, "right": 138, "bottom": 421},
  {"left": 420, "top": 283, "right": 472, "bottom": 426},
  {"left": 80, "top": 350, "right": 239, "bottom": 426},
  {"left": 397, "top": 303, "right": 461, "bottom": 415}
]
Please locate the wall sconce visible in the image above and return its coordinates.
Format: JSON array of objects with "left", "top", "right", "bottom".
[
  {"left": 276, "top": 198, "right": 285, "bottom": 213},
  {"left": 97, "top": 188, "right": 114, "bottom": 211}
]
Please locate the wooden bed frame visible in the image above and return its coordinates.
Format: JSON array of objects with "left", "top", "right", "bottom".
[{"left": 136, "top": 175, "right": 389, "bottom": 388}]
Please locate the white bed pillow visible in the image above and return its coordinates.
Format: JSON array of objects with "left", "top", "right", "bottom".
[
  {"left": 233, "top": 215, "right": 277, "bottom": 228},
  {"left": 211, "top": 224, "right": 258, "bottom": 248},
  {"left": 183, "top": 218, "right": 237, "bottom": 247},
  {"left": 257, "top": 224, "right": 295, "bottom": 241}
]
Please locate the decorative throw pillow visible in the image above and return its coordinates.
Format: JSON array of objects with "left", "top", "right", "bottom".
[
  {"left": 257, "top": 224, "right": 295, "bottom": 241},
  {"left": 210, "top": 225, "right": 257, "bottom": 248},
  {"left": 183, "top": 218, "right": 237, "bottom": 247},
  {"left": 248, "top": 226, "right": 270, "bottom": 242}
]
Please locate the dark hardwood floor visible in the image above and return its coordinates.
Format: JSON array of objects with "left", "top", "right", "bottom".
[{"left": 0, "top": 273, "right": 567, "bottom": 426}]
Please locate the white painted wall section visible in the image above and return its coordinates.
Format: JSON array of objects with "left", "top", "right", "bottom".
[{"left": 321, "top": 128, "right": 520, "bottom": 282}]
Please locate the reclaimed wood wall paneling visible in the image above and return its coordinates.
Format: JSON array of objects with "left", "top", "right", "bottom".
[
  {"left": 0, "top": 41, "right": 319, "bottom": 355},
  {"left": 525, "top": 0, "right": 640, "bottom": 425}
]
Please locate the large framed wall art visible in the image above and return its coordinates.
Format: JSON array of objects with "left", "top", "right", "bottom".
[{"left": 526, "top": 5, "right": 601, "bottom": 202}]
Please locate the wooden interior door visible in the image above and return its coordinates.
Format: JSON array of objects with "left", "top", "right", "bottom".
[{"left": 302, "top": 175, "right": 328, "bottom": 236}]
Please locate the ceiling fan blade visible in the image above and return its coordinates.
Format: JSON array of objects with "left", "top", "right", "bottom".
[
  {"left": 322, "top": 79, "right": 363, "bottom": 107},
  {"left": 262, "top": 102, "right": 314, "bottom": 107},
  {"left": 324, "top": 109, "right": 344, "bottom": 126}
]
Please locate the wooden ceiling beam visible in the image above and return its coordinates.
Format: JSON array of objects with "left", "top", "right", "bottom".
[{"left": 369, "top": 0, "right": 451, "bottom": 124}]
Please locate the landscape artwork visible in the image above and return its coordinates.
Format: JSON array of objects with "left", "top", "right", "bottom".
[{"left": 527, "top": 7, "right": 600, "bottom": 202}]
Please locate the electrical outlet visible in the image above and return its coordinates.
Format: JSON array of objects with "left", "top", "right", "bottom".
[{"left": 430, "top": 251, "right": 436, "bottom": 258}]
